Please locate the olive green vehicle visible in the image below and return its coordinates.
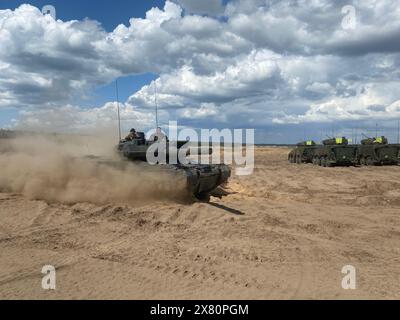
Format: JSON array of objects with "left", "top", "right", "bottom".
[
  {"left": 288, "top": 141, "right": 317, "bottom": 164},
  {"left": 358, "top": 136, "right": 400, "bottom": 166},
  {"left": 116, "top": 132, "right": 231, "bottom": 201},
  {"left": 312, "top": 137, "right": 358, "bottom": 167}
]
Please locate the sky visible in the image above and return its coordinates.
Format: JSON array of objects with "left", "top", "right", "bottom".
[{"left": 1, "top": 0, "right": 400, "bottom": 143}]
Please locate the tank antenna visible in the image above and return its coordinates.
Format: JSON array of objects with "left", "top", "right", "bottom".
[
  {"left": 154, "top": 79, "right": 159, "bottom": 129},
  {"left": 116, "top": 79, "right": 122, "bottom": 142},
  {"left": 355, "top": 127, "right": 358, "bottom": 144}
]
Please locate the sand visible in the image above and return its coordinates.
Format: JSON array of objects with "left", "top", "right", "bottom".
[{"left": 0, "top": 146, "right": 400, "bottom": 299}]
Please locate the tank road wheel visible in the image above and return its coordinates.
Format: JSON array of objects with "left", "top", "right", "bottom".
[
  {"left": 366, "top": 157, "right": 374, "bottom": 166},
  {"left": 296, "top": 155, "right": 301, "bottom": 164},
  {"left": 312, "top": 157, "right": 316, "bottom": 165},
  {"left": 195, "top": 192, "right": 211, "bottom": 202},
  {"left": 321, "top": 157, "right": 327, "bottom": 167}
]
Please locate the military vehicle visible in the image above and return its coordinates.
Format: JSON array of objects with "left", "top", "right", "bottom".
[
  {"left": 0, "top": 129, "right": 17, "bottom": 139},
  {"left": 312, "top": 137, "right": 358, "bottom": 167},
  {"left": 116, "top": 132, "right": 231, "bottom": 201},
  {"left": 288, "top": 141, "right": 317, "bottom": 164},
  {"left": 358, "top": 136, "right": 400, "bottom": 166}
]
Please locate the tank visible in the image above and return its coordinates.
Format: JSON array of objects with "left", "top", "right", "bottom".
[
  {"left": 358, "top": 136, "right": 399, "bottom": 165},
  {"left": 288, "top": 140, "right": 317, "bottom": 164},
  {"left": 116, "top": 133, "right": 231, "bottom": 201},
  {"left": 312, "top": 137, "right": 358, "bottom": 167}
]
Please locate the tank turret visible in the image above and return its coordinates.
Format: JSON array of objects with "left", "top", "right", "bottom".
[
  {"left": 361, "top": 136, "right": 388, "bottom": 145},
  {"left": 296, "top": 140, "right": 316, "bottom": 146},
  {"left": 323, "top": 137, "right": 348, "bottom": 146}
]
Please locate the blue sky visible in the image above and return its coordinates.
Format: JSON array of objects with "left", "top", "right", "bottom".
[{"left": 1, "top": 1, "right": 400, "bottom": 143}]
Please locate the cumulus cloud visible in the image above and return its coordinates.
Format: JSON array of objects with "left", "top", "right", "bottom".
[
  {"left": 13, "top": 102, "right": 154, "bottom": 133},
  {"left": 1, "top": 0, "right": 400, "bottom": 142},
  {"left": 128, "top": 49, "right": 282, "bottom": 109},
  {"left": 275, "top": 82, "right": 400, "bottom": 124}
]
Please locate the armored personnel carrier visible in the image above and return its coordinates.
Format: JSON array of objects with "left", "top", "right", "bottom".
[
  {"left": 312, "top": 137, "right": 358, "bottom": 167},
  {"left": 288, "top": 141, "right": 317, "bottom": 164},
  {"left": 117, "top": 132, "right": 231, "bottom": 201},
  {"left": 358, "top": 136, "right": 399, "bottom": 166}
]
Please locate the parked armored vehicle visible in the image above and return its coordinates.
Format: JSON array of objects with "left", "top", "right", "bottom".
[
  {"left": 358, "top": 136, "right": 399, "bottom": 165},
  {"left": 288, "top": 140, "right": 317, "bottom": 164},
  {"left": 117, "top": 132, "right": 231, "bottom": 201},
  {"left": 312, "top": 137, "right": 358, "bottom": 167}
]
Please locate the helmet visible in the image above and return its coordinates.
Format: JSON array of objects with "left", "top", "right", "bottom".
[{"left": 130, "top": 128, "right": 136, "bottom": 133}]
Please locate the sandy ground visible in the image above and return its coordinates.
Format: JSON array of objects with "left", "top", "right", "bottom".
[{"left": 1, "top": 146, "right": 400, "bottom": 299}]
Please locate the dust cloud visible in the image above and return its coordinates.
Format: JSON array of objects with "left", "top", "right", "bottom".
[{"left": 0, "top": 133, "right": 188, "bottom": 205}]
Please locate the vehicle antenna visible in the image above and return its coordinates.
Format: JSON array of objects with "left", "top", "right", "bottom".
[
  {"left": 116, "top": 79, "right": 121, "bottom": 142},
  {"left": 355, "top": 127, "right": 358, "bottom": 144},
  {"left": 154, "top": 80, "right": 159, "bottom": 129}
]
